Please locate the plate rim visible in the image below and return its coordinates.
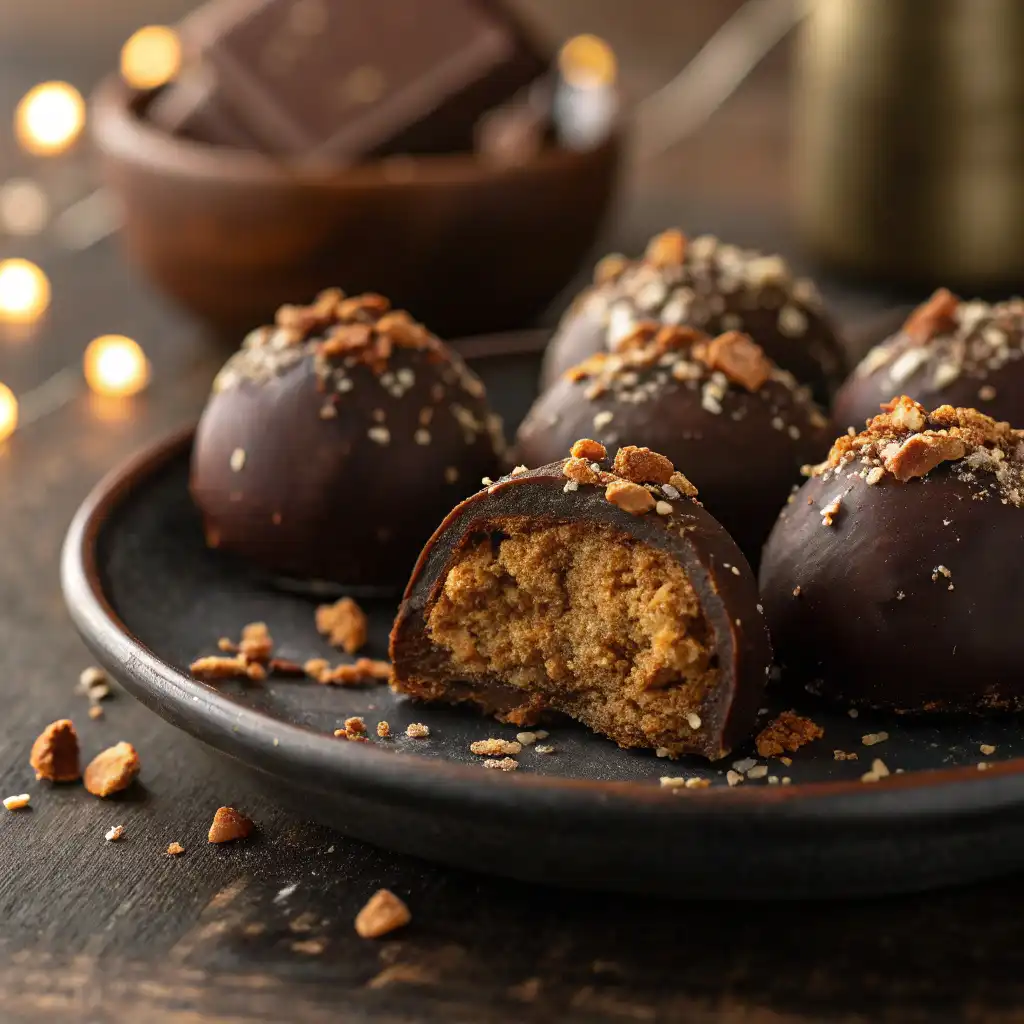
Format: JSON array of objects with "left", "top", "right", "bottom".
[{"left": 59, "top": 426, "right": 1024, "bottom": 830}]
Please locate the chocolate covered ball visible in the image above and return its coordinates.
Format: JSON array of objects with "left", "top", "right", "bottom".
[
  {"left": 190, "top": 290, "right": 505, "bottom": 591},
  {"left": 516, "top": 326, "right": 833, "bottom": 564},
  {"left": 390, "top": 438, "right": 771, "bottom": 759},
  {"left": 834, "top": 289, "right": 1024, "bottom": 431},
  {"left": 760, "top": 396, "right": 1024, "bottom": 712},
  {"left": 540, "top": 229, "right": 846, "bottom": 404}
]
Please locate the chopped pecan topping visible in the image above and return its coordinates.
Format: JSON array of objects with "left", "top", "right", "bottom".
[
  {"left": 569, "top": 438, "right": 607, "bottom": 462},
  {"left": 315, "top": 597, "right": 368, "bottom": 654},
  {"left": 612, "top": 445, "right": 675, "bottom": 484},
  {"left": 694, "top": 331, "right": 772, "bottom": 391},
  {"left": 668, "top": 471, "right": 699, "bottom": 497},
  {"left": 30, "top": 719, "right": 80, "bottom": 782},
  {"left": 903, "top": 288, "right": 960, "bottom": 345},
  {"left": 563, "top": 457, "right": 601, "bottom": 486},
  {"left": 337, "top": 293, "right": 390, "bottom": 321},
  {"left": 644, "top": 229, "right": 687, "bottom": 268},
  {"left": 605, "top": 479, "right": 656, "bottom": 514},
  {"left": 883, "top": 432, "right": 966, "bottom": 482}
]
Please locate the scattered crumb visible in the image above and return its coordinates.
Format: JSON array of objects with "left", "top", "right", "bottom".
[
  {"left": 483, "top": 757, "right": 519, "bottom": 771},
  {"left": 30, "top": 719, "right": 81, "bottom": 782},
  {"left": 167, "top": 842, "right": 185, "bottom": 856},
  {"left": 508, "top": 977, "right": 543, "bottom": 1003},
  {"left": 335, "top": 716, "right": 368, "bottom": 742},
  {"left": 291, "top": 938, "right": 327, "bottom": 955},
  {"left": 376, "top": 721, "right": 390, "bottom": 739},
  {"left": 355, "top": 889, "right": 411, "bottom": 939},
  {"left": 77, "top": 667, "right": 111, "bottom": 703},
  {"left": 980, "top": 744, "right": 996, "bottom": 755},
  {"left": 685, "top": 711, "right": 702, "bottom": 730},
  {"left": 3, "top": 794, "right": 30, "bottom": 811},
  {"left": 88, "top": 705, "right": 104, "bottom": 720},
  {"left": 189, "top": 655, "right": 251, "bottom": 680},
  {"left": 779, "top": 756, "right": 792, "bottom": 767},
  {"left": 315, "top": 597, "right": 368, "bottom": 654},
  {"left": 315, "top": 659, "right": 392, "bottom": 685},
  {"left": 861, "top": 731, "right": 889, "bottom": 747},
  {"left": 732, "top": 758, "right": 756, "bottom": 774},
  {"left": 978, "top": 762, "right": 991, "bottom": 771},
  {"left": 725, "top": 770, "right": 744, "bottom": 787},
  {"left": 104, "top": 825, "right": 125, "bottom": 842},
  {"left": 847, "top": 708, "right": 859, "bottom": 718},
  {"left": 570, "top": 438, "right": 607, "bottom": 462},
  {"left": 237, "top": 622, "right": 273, "bottom": 662},
  {"left": 470, "top": 739, "right": 522, "bottom": 757},
  {"left": 405, "top": 723, "right": 430, "bottom": 739},
  {"left": 516, "top": 732, "right": 538, "bottom": 746},
  {"left": 534, "top": 745, "right": 555, "bottom": 755},
  {"left": 833, "top": 750, "right": 859, "bottom": 761},
  {"left": 84, "top": 742, "right": 140, "bottom": 798},
  {"left": 861, "top": 758, "right": 891, "bottom": 783},
  {"left": 755, "top": 710, "right": 823, "bottom": 758},
  {"left": 269, "top": 658, "right": 305, "bottom": 676},
  {"left": 746, "top": 765, "right": 768, "bottom": 779},
  {"left": 655, "top": 747, "right": 671, "bottom": 758},
  {"left": 208, "top": 806, "right": 254, "bottom": 844}
]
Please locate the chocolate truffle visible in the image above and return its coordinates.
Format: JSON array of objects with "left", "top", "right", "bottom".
[
  {"left": 516, "top": 326, "right": 833, "bottom": 565},
  {"left": 760, "top": 396, "right": 1024, "bottom": 712},
  {"left": 540, "top": 229, "right": 846, "bottom": 404},
  {"left": 834, "top": 289, "right": 1024, "bottom": 431},
  {"left": 190, "top": 290, "right": 505, "bottom": 591},
  {"left": 390, "top": 440, "right": 771, "bottom": 759}
]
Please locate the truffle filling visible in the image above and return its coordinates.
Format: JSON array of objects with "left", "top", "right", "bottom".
[{"left": 423, "top": 519, "right": 719, "bottom": 752}]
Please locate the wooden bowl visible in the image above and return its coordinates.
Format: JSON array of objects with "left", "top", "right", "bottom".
[{"left": 90, "top": 76, "right": 621, "bottom": 341}]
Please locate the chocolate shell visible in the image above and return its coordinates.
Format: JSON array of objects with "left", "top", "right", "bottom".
[
  {"left": 834, "top": 289, "right": 1024, "bottom": 431},
  {"left": 390, "top": 441, "right": 772, "bottom": 759},
  {"left": 516, "top": 327, "right": 833, "bottom": 566},
  {"left": 190, "top": 290, "right": 505, "bottom": 591},
  {"left": 760, "top": 396, "right": 1024, "bottom": 712},
  {"left": 540, "top": 229, "right": 846, "bottom": 404}
]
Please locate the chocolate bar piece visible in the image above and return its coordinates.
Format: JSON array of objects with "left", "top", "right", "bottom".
[{"left": 176, "top": 0, "right": 548, "bottom": 160}]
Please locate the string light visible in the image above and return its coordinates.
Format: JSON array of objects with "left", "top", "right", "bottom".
[
  {"left": 558, "top": 35, "right": 617, "bottom": 89},
  {"left": 15, "top": 82, "right": 86, "bottom": 156},
  {"left": 0, "top": 383, "right": 17, "bottom": 442},
  {"left": 84, "top": 336, "right": 150, "bottom": 398},
  {"left": 0, "top": 259, "right": 51, "bottom": 322},
  {"left": 120, "top": 26, "right": 182, "bottom": 90}
]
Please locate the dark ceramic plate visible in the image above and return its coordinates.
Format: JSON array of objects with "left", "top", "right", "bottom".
[{"left": 62, "top": 333, "right": 1024, "bottom": 899}]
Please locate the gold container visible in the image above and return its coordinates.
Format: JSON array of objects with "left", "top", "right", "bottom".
[{"left": 795, "top": 0, "right": 1024, "bottom": 287}]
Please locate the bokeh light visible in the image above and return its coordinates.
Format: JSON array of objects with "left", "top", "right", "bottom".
[
  {"left": 0, "top": 259, "right": 51, "bottom": 322},
  {"left": 0, "top": 383, "right": 18, "bottom": 442},
  {"left": 120, "top": 26, "right": 182, "bottom": 90},
  {"left": 15, "top": 82, "right": 86, "bottom": 156},
  {"left": 0, "top": 179, "right": 49, "bottom": 237},
  {"left": 558, "top": 35, "right": 617, "bottom": 89},
  {"left": 84, "top": 335, "right": 151, "bottom": 398}
]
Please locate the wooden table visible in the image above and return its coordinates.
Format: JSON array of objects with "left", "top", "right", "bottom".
[{"left": 0, "top": 3, "right": 1004, "bottom": 1022}]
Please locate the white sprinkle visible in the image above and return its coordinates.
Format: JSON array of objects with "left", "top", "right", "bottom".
[
  {"left": 414, "top": 429, "right": 431, "bottom": 445},
  {"left": 746, "top": 765, "right": 769, "bottom": 779},
  {"left": 778, "top": 305, "right": 808, "bottom": 338},
  {"left": 686, "top": 712, "right": 702, "bottom": 730},
  {"left": 337, "top": 377, "right": 353, "bottom": 393},
  {"left": 866, "top": 466, "right": 885, "bottom": 486},
  {"left": 481, "top": 477, "right": 493, "bottom": 486},
  {"left": 230, "top": 448, "right": 246, "bottom": 472},
  {"left": 662, "top": 484, "right": 680, "bottom": 499},
  {"left": 732, "top": 758, "right": 757, "bottom": 774},
  {"left": 726, "top": 770, "right": 744, "bottom": 787},
  {"left": 105, "top": 825, "right": 125, "bottom": 842},
  {"left": 368, "top": 426, "right": 390, "bottom": 446},
  {"left": 655, "top": 747, "right": 671, "bottom": 758},
  {"left": 787, "top": 424, "right": 801, "bottom": 440},
  {"left": 896, "top": 591, "right": 905, "bottom": 600},
  {"left": 656, "top": 500, "right": 673, "bottom": 516},
  {"left": 3, "top": 794, "right": 30, "bottom": 811},
  {"left": 534, "top": 745, "right": 555, "bottom": 755},
  {"left": 594, "top": 411, "right": 614, "bottom": 430},
  {"left": 848, "top": 708, "right": 859, "bottom": 718},
  {"left": 511, "top": 465, "right": 528, "bottom": 475},
  {"left": 730, "top": 565, "right": 740, "bottom": 576},
  {"left": 563, "top": 480, "right": 579, "bottom": 493},
  {"left": 274, "top": 883, "right": 299, "bottom": 903},
  {"left": 980, "top": 744, "right": 996, "bottom": 755}
]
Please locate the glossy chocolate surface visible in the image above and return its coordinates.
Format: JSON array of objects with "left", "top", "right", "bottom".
[{"left": 391, "top": 459, "right": 772, "bottom": 759}]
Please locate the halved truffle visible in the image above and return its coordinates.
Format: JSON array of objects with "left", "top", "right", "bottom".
[
  {"left": 540, "top": 229, "right": 846, "bottom": 404},
  {"left": 834, "top": 289, "right": 1024, "bottom": 430},
  {"left": 390, "top": 440, "right": 772, "bottom": 759},
  {"left": 516, "top": 326, "right": 833, "bottom": 565},
  {"left": 190, "top": 290, "right": 505, "bottom": 591},
  {"left": 760, "top": 396, "right": 1024, "bottom": 712}
]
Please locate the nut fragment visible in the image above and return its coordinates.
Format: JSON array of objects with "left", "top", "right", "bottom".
[
  {"left": 903, "top": 288, "right": 959, "bottom": 345},
  {"left": 316, "top": 658, "right": 391, "bottom": 685},
  {"left": 84, "top": 742, "right": 140, "bottom": 798},
  {"left": 612, "top": 445, "right": 674, "bottom": 484},
  {"left": 694, "top": 331, "right": 772, "bottom": 391},
  {"left": 208, "top": 806, "right": 254, "bottom": 843},
  {"left": 30, "top": 719, "right": 80, "bottom": 782},
  {"left": 167, "top": 842, "right": 185, "bottom": 856},
  {"left": 315, "top": 597, "right": 368, "bottom": 654},
  {"left": 667, "top": 472, "right": 699, "bottom": 498},
  {"left": 882, "top": 432, "right": 966, "bottom": 482},
  {"left": 569, "top": 438, "right": 607, "bottom": 462},
  {"left": 755, "top": 711, "right": 823, "bottom": 758},
  {"left": 189, "top": 655, "right": 251, "bottom": 680},
  {"left": 3, "top": 794, "right": 30, "bottom": 810},
  {"left": 605, "top": 479, "right": 655, "bottom": 515},
  {"left": 563, "top": 457, "right": 601, "bottom": 486},
  {"left": 355, "top": 889, "right": 411, "bottom": 938},
  {"left": 470, "top": 739, "right": 523, "bottom": 757}
]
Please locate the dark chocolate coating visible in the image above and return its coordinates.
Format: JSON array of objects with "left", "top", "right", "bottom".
[
  {"left": 540, "top": 241, "right": 846, "bottom": 405},
  {"left": 190, "top": 340, "right": 503, "bottom": 591},
  {"left": 834, "top": 301, "right": 1024, "bottom": 431},
  {"left": 759, "top": 465, "right": 1024, "bottom": 712},
  {"left": 390, "top": 461, "right": 772, "bottom": 759},
  {"left": 179, "top": 0, "right": 548, "bottom": 159},
  {"left": 514, "top": 366, "right": 833, "bottom": 567}
]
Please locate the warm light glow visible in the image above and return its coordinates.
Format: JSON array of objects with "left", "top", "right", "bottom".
[
  {"left": 84, "top": 335, "right": 150, "bottom": 398},
  {"left": 120, "top": 26, "right": 182, "bottom": 89},
  {"left": 15, "top": 82, "right": 86, "bottom": 156},
  {"left": 558, "top": 35, "right": 617, "bottom": 89},
  {"left": 0, "top": 259, "right": 50, "bottom": 322},
  {"left": 0, "top": 383, "right": 17, "bottom": 442},
  {"left": 0, "top": 179, "right": 49, "bottom": 236}
]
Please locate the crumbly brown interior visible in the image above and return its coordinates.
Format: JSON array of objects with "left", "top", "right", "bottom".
[{"left": 422, "top": 520, "right": 719, "bottom": 755}]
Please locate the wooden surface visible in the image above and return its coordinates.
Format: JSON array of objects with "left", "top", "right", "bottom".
[{"left": 0, "top": 3, "right": 992, "bottom": 1022}]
